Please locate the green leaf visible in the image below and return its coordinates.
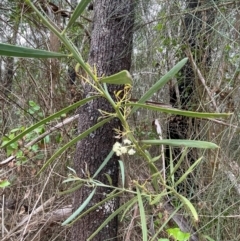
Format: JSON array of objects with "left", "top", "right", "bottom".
[
  {"left": 141, "top": 139, "right": 218, "bottom": 149},
  {"left": 67, "top": 166, "right": 76, "bottom": 174},
  {"left": 118, "top": 160, "right": 125, "bottom": 187},
  {"left": 58, "top": 182, "right": 83, "bottom": 195},
  {"left": 10, "top": 127, "right": 22, "bottom": 133},
  {"left": 92, "top": 150, "right": 114, "bottom": 179},
  {"left": 0, "top": 43, "right": 68, "bottom": 58},
  {"left": 1, "top": 96, "right": 97, "bottom": 149},
  {"left": 69, "top": 191, "right": 124, "bottom": 226},
  {"left": 168, "top": 147, "right": 188, "bottom": 185},
  {"left": 87, "top": 197, "right": 138, "bottom": 240},
  {"left": 62, "top": 187, "right": 96, "bottom": 225},
  {"left": 167, "top": 228, "right": 190, "bottom": 241},
  {"left": 100, "top": 70, "right": 133, "bottom": 85},
  {"left": 64, "top": 0, "right": 92, "bottom": 31},
  {"left": 203, "top": 235, "right": 216, "bottom": 241},
  {"left": 38, "top": 117, "right": 114, "bottom": 174},
  {"left": 127, "top": 103, "right": 231, "bottom": 118},
  {"left": 175, "top": 157, "right": 202, "bottom": 187},
  {"left": 104, "top": 173, "right": 112, "bottom": 186},
  {"left": 130, "top": 58, "right": 188, "bottom": 114},
  {"left": 29, "top": 100, "right": 36, "bottom": 107},
  {"left": 31, "top": 144, "right": 39, "bottom": 152},
  {"left": 150, "top": 193, "right": 165, "bottom": 205},
  {"left": 0, "top": 180, "right": 10, "bottom": 188},
  {"left": 25, "top": 0, "right": 95, "bottom": 80},
  {"left": 137, "top": 187, "right": 148, "bottom": 241},
  {"left": 10, "top": 142, "right": 18, "bottom": 149},
  {"left": 176, "top": 194, "right": 198, "bottom": 222}
]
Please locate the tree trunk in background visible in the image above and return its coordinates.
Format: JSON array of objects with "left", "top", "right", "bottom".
[
  {"left": 168, "top": 0, "right": 216, "bottom": 195},
  {"left": 71, "top": 1, "right": 135, "bottom": 240},
  {"left": 1, "top": 14, "right": 19, "bottom": 134}
]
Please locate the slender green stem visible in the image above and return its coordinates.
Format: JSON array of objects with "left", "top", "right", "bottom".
[{"left": 25, "top": 0, "right": 95, "bottom": 80}]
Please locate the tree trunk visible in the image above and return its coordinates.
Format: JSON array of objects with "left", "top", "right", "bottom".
[
  {"left": 71, "top": 1, "right": 135, "bottom": 240},
  {"left": 1, "top": 13, "right": 19, "bottom": 134}
]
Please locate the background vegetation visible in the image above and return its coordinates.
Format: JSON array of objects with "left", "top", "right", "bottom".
[{"left": 0, "top": 0, "right": 240, "bottom": 241}]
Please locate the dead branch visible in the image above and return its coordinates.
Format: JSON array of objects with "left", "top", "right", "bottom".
[{"left": 185, "top": 49, "right": 219, "bottom": 112}]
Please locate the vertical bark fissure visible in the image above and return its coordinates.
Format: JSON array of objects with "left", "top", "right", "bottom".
[{"left": 72, "top": 1, "right": 135, "bottom": 240}]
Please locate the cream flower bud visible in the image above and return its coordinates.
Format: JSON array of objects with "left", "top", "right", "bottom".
[
  {"left": 120, "top": 146, "right": 128, "bottom": 154},
  {"left": 116, "top": 151, "right": 122, "bottom": 156},
  {"left": 113, "top": 142, "right": 122, "bottom": 152},
  {"left": 128, "top": 148, "right": 136, "bottom": 155},
  {"left": 123, "top": 139, "right": 131, "bottom": 145}
]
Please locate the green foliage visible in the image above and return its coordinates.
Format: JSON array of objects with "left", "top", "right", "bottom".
[
  {"left": 130, "top": 58, "right": 188, "bottom": 115},
  {"left": 1, "top": 126, "right": 24, "bottom": 156},
  {"left": 0, "top": 179, "right": 11, "bottom": 188},
  {"left": 141, "top": 139, "right": 218, "bottom": 149},
  {"left": 62, "top": 187, "right": 97, "bottom": 226},
  {"left": 1, "top": 96, "right": 96, "bottom": 149},
  {"left": 0, "top": 1, "right": 232, "bottom": 240},
  {"left": 100, "top": 70, "right": 133, "bottom": 85},
  {"left": 0, "top": 43, "right": 68, "bottom": 58},
  {"left": 28, "top": 100, "right": 43, "bottom": 117},
  {"left": 137, "top": 187, "right": 148, "bottom": 241},
  {"left": 64, "top": 0, "right": 92, "bottom": 32},
  {"left": 128, "top": 102, "right": 230, "bottom": 118},
  {"left": 38, "top": 117, "right": 114, "bottom": 174},
  {"left": 167, "top": 228, "right": 190, "bottom": 241}
]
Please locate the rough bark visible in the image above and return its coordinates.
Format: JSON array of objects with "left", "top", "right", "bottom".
[{"left": 71, "top": 1, "right": 135, "bottom": 240}]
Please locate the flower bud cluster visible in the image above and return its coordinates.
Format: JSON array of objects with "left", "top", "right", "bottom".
[{"left": 112, "top": 139, "right": 136, "bottom": 156}]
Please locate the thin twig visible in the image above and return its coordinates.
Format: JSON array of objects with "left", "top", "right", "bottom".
[
  {"left": 125, "top": 204, "right": 138, "bottom": 241},
  {"left": 26, "top": 114, "right": 79, "bottom": 147},
  {"left": 205, "top": 118, "right": 237, "bottom": 129},
  {"left": 137, "top": 1, "right": 237, "bottom": 30},
  {"left": 185, "top": 48, "right": 220, "bottom": 112},
  {"left": 153, "top": 119, "right": 165, "bottom": 183}
]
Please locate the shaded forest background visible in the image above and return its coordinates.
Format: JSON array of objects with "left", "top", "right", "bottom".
[{"left": 1, "top": 0, "right": 240, "bottom": 240}]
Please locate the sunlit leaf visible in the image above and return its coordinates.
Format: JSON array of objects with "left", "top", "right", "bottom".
[
  {"left": 0, "top": 43, "right": 68, "bottom": 58},
  {"left": 167, "top": 228, "right": 190, "bottom": 241},
  {"left": 0, "top": 180, "right": 10, "bottom": 188}
]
